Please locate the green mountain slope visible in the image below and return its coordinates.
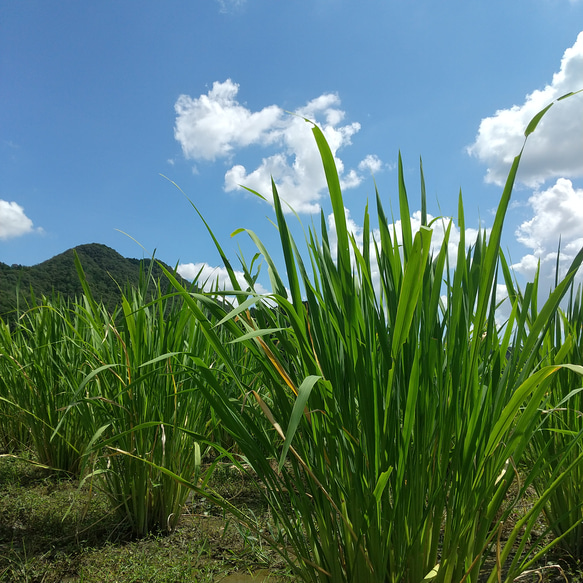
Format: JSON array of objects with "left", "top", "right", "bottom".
[{"left": 0, "top": 243, "right": 186, "bottom": 322}]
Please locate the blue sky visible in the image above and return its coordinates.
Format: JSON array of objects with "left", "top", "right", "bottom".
[{"left": 1, "top": 1, "right": 582, "bottom": 297}]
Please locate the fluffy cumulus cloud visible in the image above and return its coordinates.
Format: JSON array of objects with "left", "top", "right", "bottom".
[
  {"left": 174, "top": 80, "right": 282, "bottom": 162},
  {"left": 468, "top": 32, "right": 583, "bottom": 187},
  {"left": 358, "top": 155, "right": 383, "bottom": 175},
  {"left": 0, "top": 200, "right": 36, "bottom": 240},
  {"left": 174, "top": 80, "right": 384, "bottom": 213},
  {"left": 512, "top": 179, "right": 583, "bottom": 284},
  {"left": 176, "top": 261, "right": 270, "bottom": 295}
]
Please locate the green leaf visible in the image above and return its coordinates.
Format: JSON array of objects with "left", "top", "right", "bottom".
[
  {"left": 230, "top": 327, "right": 287, "bottom": 344},
  {"left": 391, "top": 226, "right": 432, "bottom": 358},
  {"left": 279, "top": 375, "right": 321, "bottom": 469},
  {"left": 373, "top": 467, "right": 393, "bottom": 502},
  {"left": 311, "top": 124, "right": 350, "bottom": 275},
  {"left": 524, "top": 103, "right": 553, "bottom": 137}
]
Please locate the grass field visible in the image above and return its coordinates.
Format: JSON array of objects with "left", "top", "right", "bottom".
[{"left": 1, "top": 94, "right": 583, "bottom": 582}]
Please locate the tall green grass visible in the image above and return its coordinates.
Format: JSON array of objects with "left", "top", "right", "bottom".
[
  {"left": 0, "top": 295, "right": 99, "bottom": 474},
  {"left": 0, "top": 317, "right": 31, "bottom": 452},
  {"left": 157, "top": 94, "right": 583, "bottom": 582},
  {"left": 0, "top": 263, "right": 222, "bottom": 536},
  {"left": 68, "top": 263, "right": 215, "bottom": 536},
  {"left": 520, "top": 276, "right": 583, "bottom": 560},
  {"left": 1, "top": 92, "right": 582, "bottom": 578}
]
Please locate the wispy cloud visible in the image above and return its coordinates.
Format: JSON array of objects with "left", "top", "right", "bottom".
[{"left": 215, "top": 0, "right": 246, "bottom": 14}]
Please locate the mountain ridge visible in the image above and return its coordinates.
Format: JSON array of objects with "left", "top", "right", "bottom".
[{"left": 0, "top": 243, "right": 187, "bottom": 322}]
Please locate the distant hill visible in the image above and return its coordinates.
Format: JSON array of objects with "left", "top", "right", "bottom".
[{"left": 0, "top": 243, "right": 189, "bottom": 323}]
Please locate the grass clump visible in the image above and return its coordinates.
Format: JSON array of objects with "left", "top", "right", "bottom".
[{"left": 159, "top": 94, "right": 583, "bottom": 583}]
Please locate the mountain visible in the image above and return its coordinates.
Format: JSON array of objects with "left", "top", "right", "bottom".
[{"left": 0, "top": 243, "right": 188, "bottom": 323}]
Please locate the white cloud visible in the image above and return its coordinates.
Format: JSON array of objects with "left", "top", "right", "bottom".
[
  {"left": 512, "top": 178, "right": 583, "bottom": 284},
  {"left": 358, "top": 155, "right": 383, "bottom": 175},
  {"left": 174, "top": 80, "right": 282, "bottom": 162},
  {"left": 468, "top": 32, "right": 583, "bottom": 187},
  {"left": 0, "top": 200, "right": 37, "bottom": 240},
  {"left": 515, "top": 178, "right": 583, "bottom": 251},
  {"left": 176, "top": 261, "right": 270, "bottom": 295},
  {"left": 174, "top": 80, "right": 384, "bottom": 214}
]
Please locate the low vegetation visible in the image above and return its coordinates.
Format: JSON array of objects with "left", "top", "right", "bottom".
[{"left": 0, "top": 455, "right": 292, "bottom": 582}]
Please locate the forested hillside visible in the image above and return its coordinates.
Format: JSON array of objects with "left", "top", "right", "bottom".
[{"left": 0, "top": 243, "right": 186, "bottom": 323}]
